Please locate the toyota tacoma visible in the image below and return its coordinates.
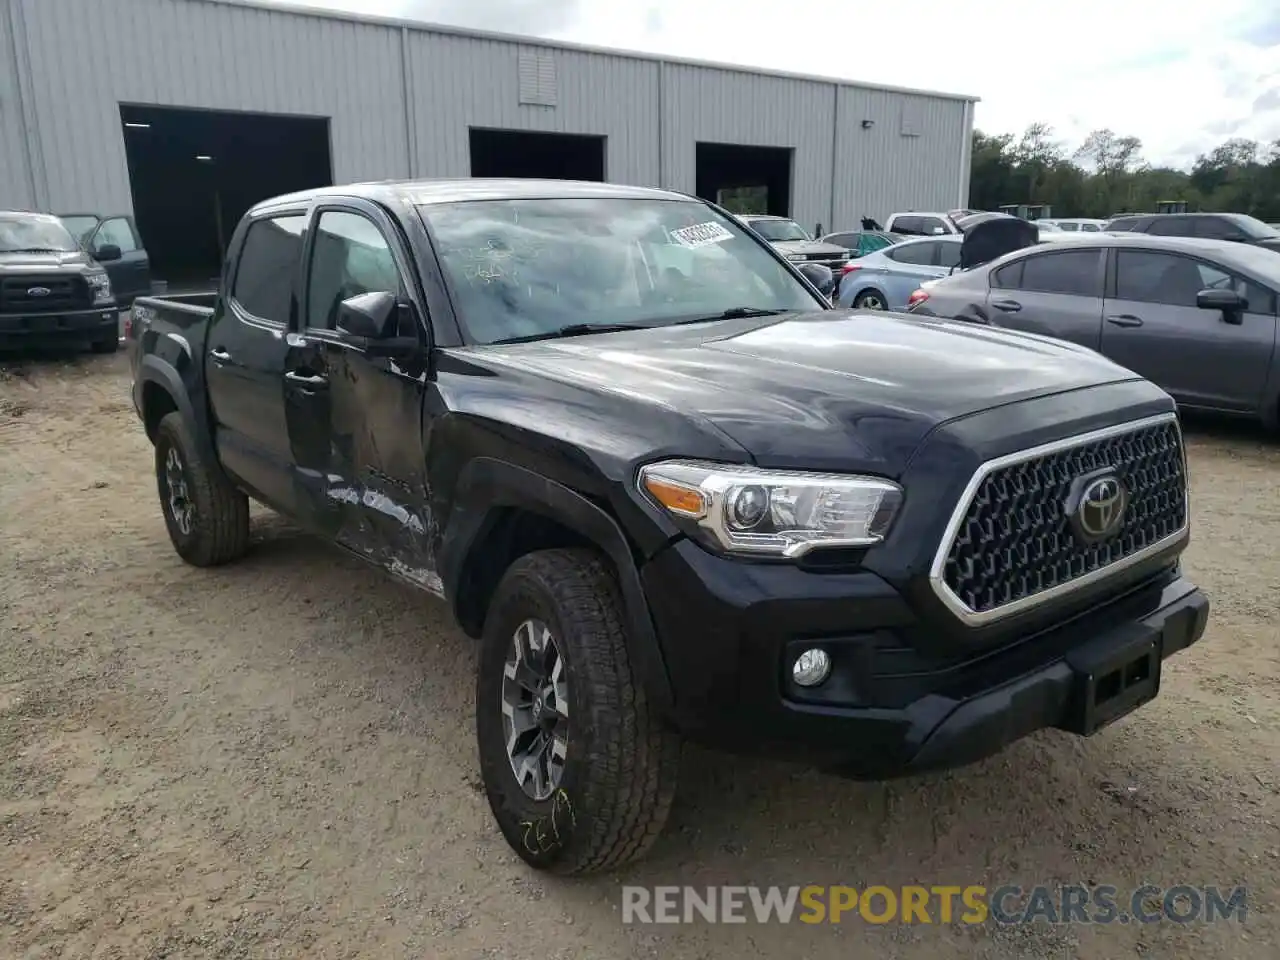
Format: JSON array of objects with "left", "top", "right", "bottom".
[{"left": 130, "top": 179, "right": 1208, "bottom": 874}]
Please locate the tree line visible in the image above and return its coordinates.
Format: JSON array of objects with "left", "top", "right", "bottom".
[{"left": 969, "top": 124, "right": 1280, "bottom": 222}]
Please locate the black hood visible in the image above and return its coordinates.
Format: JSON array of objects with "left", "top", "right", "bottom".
[
  {"left": 475, "top": 311, "right": 1144, "bottom": 476},
  {"left": 0, "top": 249, "right": 94, "bottom": 273}
]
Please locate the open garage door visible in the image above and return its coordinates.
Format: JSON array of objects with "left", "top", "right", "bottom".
[
  {"left": 120, "top": 104, "right": 332, "bottom": 287},
  {"left": 696, "top": 143, "right": 793, "bottom": 217},
  {"left": 469, "top": 128, "right": 606, "bottom": 181}
]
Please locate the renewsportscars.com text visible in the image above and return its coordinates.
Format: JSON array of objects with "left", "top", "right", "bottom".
[{"left": 621, "top": 884, "right": 1247, "bottom": 925}]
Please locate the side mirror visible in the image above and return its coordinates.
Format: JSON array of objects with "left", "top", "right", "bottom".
[
  {"left": 336, "top": 290, "right": 422, "bottom": 354},
  {"left": 94, "top": 244, "right": 122, "bottom": 262},
  {"left": 797, "top": 262, "right": 835, "bottom": 297},
  {"left": 1196, "top": 287, "right": 1246, "bottom": 323}
]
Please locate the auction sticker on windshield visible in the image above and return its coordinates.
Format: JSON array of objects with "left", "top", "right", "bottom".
[{"left": 671, "top": 222, "right": 735, "bottom": 248}]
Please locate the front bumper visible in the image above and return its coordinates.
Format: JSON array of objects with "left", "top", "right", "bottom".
[
  {"left": 0, "top": 307, "right": 119, "bottom": 348},
  {"left": 642, "top": 539, "right": 1208, "bottom": 778}
]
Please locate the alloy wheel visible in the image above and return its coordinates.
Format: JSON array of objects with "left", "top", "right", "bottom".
[{"left": 500, "top": 618, "right": 570, "bottom": 801}]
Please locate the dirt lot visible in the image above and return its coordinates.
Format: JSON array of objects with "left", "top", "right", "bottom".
[{"left": 1, "top": 352, "right": 1276, "bottom": 959}]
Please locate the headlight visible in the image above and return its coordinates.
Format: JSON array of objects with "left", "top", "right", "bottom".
[
  {"left": 87, "top": 272, "right": 113, "bottom": 305},
  {"left": 638, "top": 459, "right": 902, "bottom": 558}
]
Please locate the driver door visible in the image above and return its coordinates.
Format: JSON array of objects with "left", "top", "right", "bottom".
[{"left": 286, "top": 201, "right": 438, "bottom": 585}]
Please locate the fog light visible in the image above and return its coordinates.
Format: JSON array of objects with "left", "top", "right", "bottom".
[{"left": 792, "top": 648, "right": 831, "bottom": 687}]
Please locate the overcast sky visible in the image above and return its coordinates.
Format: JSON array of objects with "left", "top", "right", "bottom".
[{"left": 262, "top": 0, "right": 1280, "bottom": 169}]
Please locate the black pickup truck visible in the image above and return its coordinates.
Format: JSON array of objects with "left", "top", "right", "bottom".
[
  {"left": 1, "top": 210, "right": 122, "bottom": 352},
  {"left": 131, "top": 179, "right": 1208, "bottom": 874}
]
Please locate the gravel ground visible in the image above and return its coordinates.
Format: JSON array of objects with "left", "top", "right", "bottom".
[{"left": 1, "top": 351, "right": 1277, "bottom": 959}]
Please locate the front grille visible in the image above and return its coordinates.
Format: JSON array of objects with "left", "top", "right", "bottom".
[
  {"left": 0, "top": 276, "right": 89, "bottom": 313},
  {"left": 934, "top": 416, "right": 1187, "bottom": 622}
]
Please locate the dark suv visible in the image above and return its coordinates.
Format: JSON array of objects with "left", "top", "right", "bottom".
[{"left": 1103, "top": 212, "right": 1280, "bottom": 253}]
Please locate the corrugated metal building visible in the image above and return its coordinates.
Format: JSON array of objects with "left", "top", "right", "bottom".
[{"left": 1, "top": 0, "right": 976, "bottom": 238}]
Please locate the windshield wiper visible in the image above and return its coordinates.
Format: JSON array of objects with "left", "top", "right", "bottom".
[
  {"left": 489, "top": 322, "right": 652, "bottom": 345},
  {"left": 677, "top": 307, "right": 791, "bottom": 324}
]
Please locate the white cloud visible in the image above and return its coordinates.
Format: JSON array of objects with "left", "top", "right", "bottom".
[{"left": 265, "top": 0, "right": 1280, "bottom": 168}]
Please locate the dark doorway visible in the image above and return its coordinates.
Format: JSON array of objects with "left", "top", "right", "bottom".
[
  {"left": 119, "top": 104, "right": 332, "bottom": 286},
  {"left": 469, "top": 128, "right": 606, "bottom": 181},
  {"left": 695, "top": 143, "right": 793, "bottom": 217}
]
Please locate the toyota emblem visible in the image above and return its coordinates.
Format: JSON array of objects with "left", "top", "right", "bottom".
[
  {"left": 1066, "top": 471, "right": 1129, "bottom": 543},
  {"left": 27, "top": 286, "right": 51, "bottom": 297}
]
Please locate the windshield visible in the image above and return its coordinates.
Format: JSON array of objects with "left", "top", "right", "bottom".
[
  {"left": 1231, "top": 214, "right": 1280, "bottom": 239},
  {"left": 59, "top": 215, "right": 100, "bottom": 245},
  {"left": 747, "top": 218, "right": 810, "bottom": 242},
  {"left": 418, "top": 198, "right": 824, "bottom": 345},
  {"left": 0, "top": 215, "right": 80, "bottom": 253}
]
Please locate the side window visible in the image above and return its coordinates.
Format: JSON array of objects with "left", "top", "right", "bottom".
[
  {"left": 231, "top": 214, "right": 307, "bottom": 324},
  {"left": 1016, "top": 250, "right": 1100, "bottom": 295},
  {"left": 1080, "top": 223, "right": 1099, "bottom": 232},
  {"left": 1146, "top": 217, "right": 1190, "bottom": 237},
  {"left": 306, "top": 210, "right": 403, "bottom": 330},
  {"left": 918, "top": 217, "right": 946, "bottom": 235},
  {"left": 1111, "top": 250, "right": 1275, "bottom": 311},
  {"left": 936, "top": 242, "right": 962, "bottom": 269},
  {"left": 891, "top": 216, "right": 922, "bottom": 236},
  {"left": 1059, "top": 222, "right": 1079, "bottom": 232},
  {"left": 94, "top": 217, "right": 140, "bottom": 253},
  {"left": 991, "top": 259, "right": 1024, "bottom": 289},
  {"left": 1194, "top": 262, "right": 1276, "bottom": 314},
  {"left": 1194, "top": 217, "right": 1245, "bottom": 241},
  {"left": 887, "top": 242, "right": 935, "bottom": 265},
  {"left": 824, "top": 233, "right": 856, "bottom": 248}
]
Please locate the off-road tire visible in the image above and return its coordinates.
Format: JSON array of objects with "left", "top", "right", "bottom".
[
  {"left": 476, "top": 548, "right": 681, "bottom": 874},
  {"left": 155, "top": 411, "right": 250, "bottom": 567}
]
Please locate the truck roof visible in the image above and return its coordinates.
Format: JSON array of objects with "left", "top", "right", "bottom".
[{"left": 251, "top": 179, "right": 693, "bottom": 215}]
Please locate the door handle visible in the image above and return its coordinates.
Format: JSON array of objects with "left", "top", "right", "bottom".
[
  {"left": 1105, "top": 314, "right": 1144, "bottom": 328},
  {"left": 285, "top": 370, "right": 328, "bottom": 388},
  {"left": 991, "top": 299, "right": 1022, "bottom": 313},
  {"left": 209, "top": 347, "right": 232, "bottom": 362}
]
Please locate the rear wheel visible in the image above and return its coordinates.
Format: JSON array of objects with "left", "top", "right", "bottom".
[
  {"left": 154, "top": 412, "right": 250, "bottom": 566},
  {"left": 853, "top": 290, "right": 887, "bottom": 310},
  {"left": 475, "top": 548, "right": 681, "bottom": 874}
]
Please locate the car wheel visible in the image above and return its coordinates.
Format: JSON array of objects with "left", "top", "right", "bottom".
[
  {"left": 853, "top": 290, "right": 887, "bottom": 310},
  {"left": 154, "top": 411, "right": 250, "bottom": 566},
  {"left": 476, "top": 548, "right": 681, "bottom": 874}
]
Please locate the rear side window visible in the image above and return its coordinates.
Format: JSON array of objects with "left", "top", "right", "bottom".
[
  {"left": 990, "top": 259, "right": 1024, "bottom": 289},
  {"left": 1010, "top": 249, "right": 1101, "bottom": 296},
  {"left": 1145, "top": 217, "right": 1191, "bottom": 237},
  {"left": 887, "top": 242, "right": 935, "bottom": 265},
  {"left": 937, "top": 242, "right": 962, "bottom": 268},
  {"left": 232, "top": 214, "right": 307, "bottom": 324},
  {"left": 1104, "top": 218, "right": 1139, "bottom": 232}
]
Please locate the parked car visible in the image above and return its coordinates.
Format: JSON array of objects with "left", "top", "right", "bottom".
[
  {"left": 836, "top": 235, "right": 964, "bottom": 309},
  {"left": 884, "top": 211, "right": 961, "bottom": 236},
  {"left": 820, "top": 229, "right": 898, "bottom": 258},
  {"left": 1038, "top": 218, "right": 1108, "bottom": 233},
  {"left": 1101, "top": 212, "right": 1280, "bottom": 253},
  {"left": 57, "top": 212, "right": 152, "bottom": 306},
  {"left": 908, "top": 233, "right": 1280, "bottom": 426},
  {"left": 0, "top": 210, "right": 121, "bottom": 353},
  {"left": 737, "top": 214, "right": 850, "bottom": 274},
  {"left": 130, "top": 178, "right": 1205, "bottom": 875}
]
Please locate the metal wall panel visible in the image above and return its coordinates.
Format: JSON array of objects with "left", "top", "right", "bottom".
[
  {"left": 1, "top": 0, "right": 974, "bottom": 230},
  {"left": 406, "top": 32, "right": 660, "bottom": 185},
  {"left": 661, "top": 65, "right": 836, "bottom": 232},
  {"left": 0, "top": 0, "right": 36, "bottom": 209},
  {"left": 834, "top": 86, "right": 970, "bottom": 228},
  {"left": 13, "top": 0, "right": 410, "bottom": 213}
]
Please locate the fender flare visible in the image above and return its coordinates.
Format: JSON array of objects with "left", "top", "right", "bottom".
[
  {"left": 439, "top": 458, "right": 674, "bottom": 709},
  {"left": 137, "top": 355, "right": 225, "bottom": 479}
]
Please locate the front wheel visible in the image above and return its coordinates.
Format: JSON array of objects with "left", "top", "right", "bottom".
[
  {"left": 476, "top": 548, "right": 681, "bottom": 874},
  {"left": 853, "top": 290, "right": 887, "bottom": 310}
]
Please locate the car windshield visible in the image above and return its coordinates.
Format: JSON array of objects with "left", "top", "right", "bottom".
[
  {"left": 59, "top": 215, "right": 100, "bottom": 244},
  {"left": 419, "top": 198, "right": 824, "bottom": 345},
  {"left": 747, "top": 218, "right": 810, "bottom": 242},
  {"left": 1230, "top": 214, "right": 1280, "bottom": 239},
  {"left": 0, "top": 215, "right": 80, "bottom": 253}
]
